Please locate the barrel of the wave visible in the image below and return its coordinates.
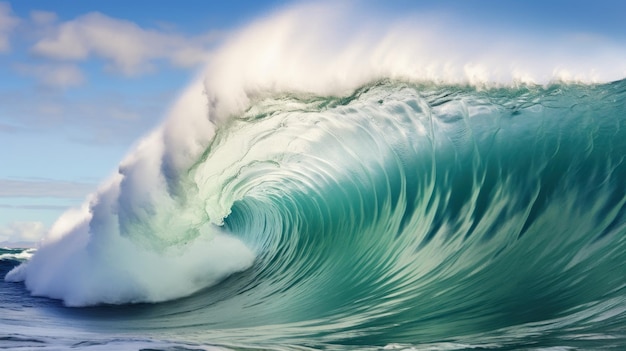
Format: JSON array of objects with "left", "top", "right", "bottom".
[{"left": 171, "top": 81, "right": 626, "bottom": 345}]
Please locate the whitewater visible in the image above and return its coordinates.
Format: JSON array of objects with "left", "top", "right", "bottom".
[{"left": 3, "top": 3, "right": 626, "bottom": 350}]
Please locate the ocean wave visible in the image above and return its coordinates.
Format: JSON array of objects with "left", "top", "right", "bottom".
[
  {"left": 5, "top": 3, "right": 626, "bottom": 349},
  {"left": 0, "top": 248, "right": 36, "bottom": 262}
]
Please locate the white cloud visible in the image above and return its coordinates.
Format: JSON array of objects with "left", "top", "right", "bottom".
[
  {"left": 30, "top": 10, "right": 57, "bottom": 26},
  {"left": 0, "top": 221, "right": 46, "bottom": 243},
  {"left": 15, "top": 63, "right": 85, "bottom": 88},
  {"left": 0, "top": 86, "right": 170, "bottom": 145},
  {"left": 0, "top": 2, "right": 20, "bottom": 53},
  {"left": 31, "top": 12, "right": 215, "bottom": 75}
]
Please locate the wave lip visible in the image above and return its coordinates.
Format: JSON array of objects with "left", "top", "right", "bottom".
[{"left": 203, "top": 1, "right": 626, "bottom": 123}]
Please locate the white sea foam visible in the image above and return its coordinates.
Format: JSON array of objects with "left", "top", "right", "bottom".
[
  {"left": 0, "top": 248, "right": 36, "bottom": 261},
  {"left": 6, "top": 2, "right": 626, "bottom": 306}
]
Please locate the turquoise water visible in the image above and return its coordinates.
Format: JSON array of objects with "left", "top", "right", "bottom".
[{"left": 4, "top": 80, "right": 626, "bottom": 350}]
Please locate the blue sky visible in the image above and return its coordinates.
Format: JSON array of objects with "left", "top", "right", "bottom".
[{"left": 1, "top": 0, "right": 625, "bottom": 244}]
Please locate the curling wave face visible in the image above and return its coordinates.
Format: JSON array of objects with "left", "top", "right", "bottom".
[{"left": 9, "top": 80, "right": 626, "bottom": 349}]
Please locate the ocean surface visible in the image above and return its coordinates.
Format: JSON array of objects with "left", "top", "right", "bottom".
[{"left": 3, "top": 79, "right": 626, "bottom": 350}]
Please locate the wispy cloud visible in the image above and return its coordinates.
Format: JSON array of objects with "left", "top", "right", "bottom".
[
  {"left": 30, "top": 10, "right": 57, "bottom": 26},
  {"left": 0, "top": 2, "right": 19, "bottom": 53},
  {"left": 15, "top": 63, "right": 85, "bottom": 88},
  {"left": 0, "top": 122, "right": 18, "bottom": 133},
  {"left": 0, "top": 221, "right": 45, "bottom": 243},
  {"left": 0, "top": 87, "right": 169, "bottom": 144},
  {"left": 31, "top": 12, "right": 217, "bottom": 75},
  {"left": 0, "top": 204, "right": 70, "bottom": 210},
  {"left": 0, "top": 178, "right": 95, "bottom": 198}
]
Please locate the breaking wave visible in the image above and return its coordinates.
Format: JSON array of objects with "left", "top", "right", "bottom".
[{"left": 6, "top": 3, "right": 626, "bottom": 349}]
